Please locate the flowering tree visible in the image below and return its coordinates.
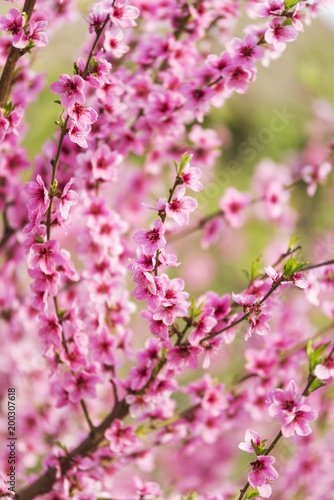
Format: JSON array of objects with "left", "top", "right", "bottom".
[{"left": 1, "top": 0, "right": 334, "bottom": 499}]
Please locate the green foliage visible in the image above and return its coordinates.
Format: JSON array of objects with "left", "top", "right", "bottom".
[
  {"left": 190, "top": 297, "right": 204, "bottom": 320},
  {"left": 245, "top": 489, "right": 260, "bottom": 499},
  {"left": 242, "top": 254, "right": 262, "bottom": 283},
  {"left": 307, "top": 339, "right": 330, "bottom": 373},
  {"left": 284, "top": 0, "right": 301, "bottom": 9},
  {"left": 283, "top": 253, "right": 308, "bottom": 279},
  {"left": 307, "top": 377, "right": 327, "bottom": 394},
  {"left": 251, "top": 438, "right": 267, "bottom": 456},
  {"left": 175, "top": 152, "right": 193, "bottom": 176}
]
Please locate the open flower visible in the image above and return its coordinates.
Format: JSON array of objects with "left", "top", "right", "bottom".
[{"left": 248, "top": 455, "right": 278, "bottom": 498}]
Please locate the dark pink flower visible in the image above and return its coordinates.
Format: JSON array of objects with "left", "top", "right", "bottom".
[
  {"left": 133, "top": 219, "right": 166, "bottom": 253},
  {"left": 24, "top": 175, "right": 50, "bottom": 215},
  {"left": 165, "top": 186, "right": 198, "bottom": 226},
  {"left": 223, "top": 64, "right": 254, "bottom": 94},
  {"left": 0, "top": 110, "right": 9, "bottom": 143},
  {"left": 67, "top": 120, "right": 91, "bottom": 148},
  {"left": 50, "top": 74, "right": 85, "bottom": 107},
  {"left": 67, "top": 102, "right": 98, "bottom": 129},
  {"left": 281, "top": 407, "right": 318, "bottom": 437},
  {"left": 265, "top": 18, "right": 298, "bottom": 52},
  {"left": 248, "top": 455, "right": 278, "bottom": 498},
  {"left": 27, "top": 240, "right": 68, "bottom": 274},
  {"left": 228, "top": 35, "right": 264, "bottom": 69},
  {"left": 134, "top": 476, "right": 162, "bottom": 499},
  {"left": 59, "top": 178, "right": 78, "bottom": 219},
  {"left": 26, "top": 20, "right": 48, "bottom": 47},
  {"left": 105, "top": 419, "right": 138, "bottom": 454},
  {"left": 63, "top": 369, "right": 99, "bottom": 404},
  {"left": 219, "top": 187, "right": 251, "bottom": 228},
  {"left": 108, "top": 0, "right": 140, "bottom": 28},
  {"left": 166, "top": 345, "right": 203, "bottom": 373},
  {"left": 256, "top": 0, "right": 284, "bottom": 17},
  {"left": 0, "top": 8, "right": 26, "bottom": 48}
]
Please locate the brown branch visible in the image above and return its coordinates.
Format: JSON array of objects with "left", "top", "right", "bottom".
[{"left": 16, "top": 399, "right": 129, "bottom": 500}]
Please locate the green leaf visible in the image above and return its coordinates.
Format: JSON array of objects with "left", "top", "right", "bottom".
[
  {"left": 251, "top": 255, "right": 262, "bottom": 281},
  {"left": 285, "top": 0, "right": 301, "bottom": 9},
  {"left": 288, "top": 235, "right": 300, "bottom": 251},
  {"left": 307, "top": 377, "right": 327, "bottom": 394},
  {"left": 3, "top": 101, "right": 13, "bottom": 118},
  {"left": 182, "top": 493, "right": 197, "bottom": 500},
  {"left": 283, "top": 253, "right": 308, "bottom": 279},
  {"left": 190, "top": 296, "right": 204, "bottom": 319},
  {"left": 246, "top": 489, "right": 260, "bottom": 499},
  {"left": 307, "top": 339, "right": 330, "bottom": 372},
  {"left": 178, "top": 152, "right": 193, "bottom": 175},
  {"left": 242, "top": 255, "right": 262, "bottom": 283},
  {"left": 314, "top": 342, "right": 330, "bottom": 358}
]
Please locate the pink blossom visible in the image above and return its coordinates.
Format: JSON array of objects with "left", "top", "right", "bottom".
[
  {"left": 256, "top": 0, "right": 284, "bottom": 17},
  {"left": 0, "top": 8, "right": 26, "bottom": 48},
  {"left": 104, "top": 419, "right": 138, "bottom": 454},
  {"left": 27, "top": 240, "right": 68, "bottom": 274},
  {"left": 239, "top": 429, "right": 262, "bottom": 453},
  {"left": 219, "top": 187, "right": 251, "bottom": 228},
  {"left": 50, "top": 74, "right": 86, "bottom": 107},
  {"left": 265, "top": 265, "right": 282, "bottom": 283},
  {"left": 26, "top": 20, "right": 48, "bottom": 48},
  {"left": 228, "top": 35, "right": 264, "bottom": 69},
  {"left": 38, "top": 313, "right": 62, "bottom": 348},
  {"left": 134, "top": 476, "right": 162, "bottom": 499},
  {"left": 181, "top": 162, "right": 203, "bottom": 192},
  {"left": 153, "top": 300, "right": 189, "bottom": 326},
  {"left": 301, "top": 162, "right": 332, "bottom": 196},
  {"left": 89, "top": 327, "right": 115, "bottom": 366},
  {"left": 126, "top": 394, "right": 155, "bottom": 419},
  {"left": 29, "top": 268, "right": 60, "bottom": 297},
  {"left": 248, "top": 455, "right": 278, "bottom": 498},
  {"left": 91, "top": 145, "right": 122, "bottom": 182},
  {"left": 108, "top": 0, "right": 140, "bottom": 28},
  {"left": 292, "top": 271, "right": 308, "bottom": 289},
  {"left": 263, "top": 181, "right": 290, "bottom": 219},
  {"left": 223, "top": 64, "right": 254, "bottom": 94},
  {"left": 165, "top": 186, "right": 198, "bottom": 226},
  {"left": 128, "top": 363, "right": 152, "bottom": 390},
  {"left": 314, "top": 357, "right": 334, "bottom": 380},
  {"left": 59, "top": 178, "right": 78, "bottom": 219},
  {"left": 181, "top": 84, "right": 214, "bottom": 122},
  {"left": 0, "top": 110, "right": 9, "bottom": 143},
  {"left": 103, "top": 26, "right": 129, "bottom": 57},
  {"left": 265, "top": 18, "right": 298, "bottom": 52},
  {"left": 67, "top": 103, "right": 98, "bottom": 129},
  {"left": 24, "top": 175, "right": 50, "bottom": 215},
  {"left": 166, "top": 345, "right": 203, "bottom": 373},
  {"left": 188, "top": 310, "right": 218, "bottom": 345},
  {"left": 201, "top": 335, "right": 224, "bottom": 368},
  {"left": 281, "top": 407, "right": 318, "bottom": 437},
  {"left": 88, "top": 3, "right": 108, "bottom": 33},
  {"left": 133, "top": 219, "right": 166, "bottom": 253},
  {"left": 67, "top": 120, "right": 91, "bottom": 148},
  {"left": 268, "top": 379, "right": 318, "bottom": 437},
  {"left": 63, "top": 369, "right": 100, "bottom": 404}
]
